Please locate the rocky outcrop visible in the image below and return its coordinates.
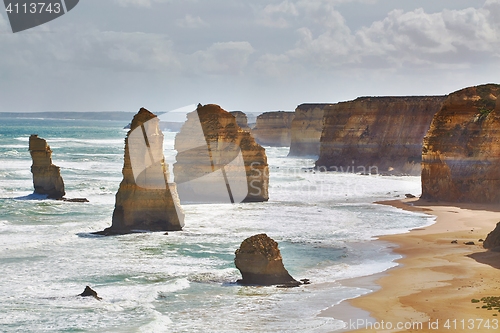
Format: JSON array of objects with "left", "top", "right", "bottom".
[
  {"left": 251, "top": 111, "right": 295, "bottom": 147},
  {"left": 78, "top": 286, "right": 101, "bottom": 300},
  {"left": 97, "top": 108, "right": 184, "bottom": 235},
  {"left": 29, "top": 135, "right": 65, "bottom": 199},
  {"left": 289, "top": 104, "right": 329, "bottom": 157},
  {"left": 174, "top": 104, "right": 269, "bottom": 203},
  {"left": 230, "top": 111, "right": 251, "bottom": 131},
  {"left": 316, "top": 96, "right": 446, "bottom": 175},
  {"left": 421, "top": 84, "right": 500, "bottom": 202},
  {"left": 234, "top": 234, "right": 299, "bottom": 286},
  {"left": 484, "top": 222, "right": 500, "bottom": 251}
]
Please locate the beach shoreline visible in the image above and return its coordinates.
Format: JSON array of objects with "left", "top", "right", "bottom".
[{"left": 322, "top": 198, "right": 500, "bottom": 332}]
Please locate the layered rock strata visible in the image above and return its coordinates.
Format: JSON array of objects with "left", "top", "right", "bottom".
[
  {"left": 289, "top": 104, "right": 329, "bottom": 157},
  {"left": 98, "top": 108, "right": 184, "bottom": 235},
  {"left": 316, "top": 96, "right": 446, "bottom": 175},
  {"left": 421, "top": 84, "right": 500, "bottom": 202},
  {"left": 234, "top": 234, "right": 299, "bottom": 286},
  {"left": 174, "top": 104, "right": 269, "bottom": 203},
  {"left": 230, "top": 111, "right": 251, "bottom": 131},
  {"left": 29, "top": 135, "right": 65, "bottom": 199},
  {"left": 484, "top": 222, "right": 500, "bottom": 251},
  {"left": 251, "top": 111, "right": 295, "bottom": 147}
]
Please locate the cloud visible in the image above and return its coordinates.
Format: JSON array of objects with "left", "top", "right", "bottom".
[
  {"left": 189, "top": 41, "right": 255, "bottom": 75},
  {"left": 176, "top": 15, "right": 209, "bottom": 29},
  {"left": 255, "top": 0, "right": 500, "bottom": 75},
  {"left": 112, "top": 0, "right": 170, "bottom": 8}
]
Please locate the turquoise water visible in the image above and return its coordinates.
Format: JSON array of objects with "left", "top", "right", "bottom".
[{"left": 0, "top": 117, "right": 433, "bottom": 332}]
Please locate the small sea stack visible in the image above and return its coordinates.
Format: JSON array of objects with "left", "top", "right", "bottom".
[
  {"left": 78, "top": 286, "right": 101, "bottom": 301},
  {"left": 96, "top": 108, "right": 184, "bottom": 235},
  {"left": 234, "top": 234, "right": 299, "bottom": 286},
  {"left": 29, "top": 134, "right": 65, "bottom": 199},
  {"left": 484, "top": 222, "right": 500, "bottom": 251},
  {"left": 252, "top": 111, "right": 295, "bottom": 147}
]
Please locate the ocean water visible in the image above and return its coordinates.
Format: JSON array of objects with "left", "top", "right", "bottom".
[{"left": 0, "top": 118, "right": 434, "bottom": 332}]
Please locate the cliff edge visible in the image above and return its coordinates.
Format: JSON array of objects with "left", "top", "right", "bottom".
[
  {"left": 316, "top": 96, "right": 445, "bottom": 175},
  {"left": 29, "top": 135, "right": 65, "bottom": 199},
  {"left": 421, "top": 84, "right": 500, "bottom": 202}
]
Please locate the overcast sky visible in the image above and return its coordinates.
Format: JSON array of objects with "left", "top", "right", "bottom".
[{"left": 0, "top": 0, "right": 499, "bottom": 113}]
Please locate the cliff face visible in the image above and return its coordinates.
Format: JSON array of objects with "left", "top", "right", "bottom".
[
  {"left": 421, "top": 84, "right": 500, "bottom": 202},
  {"left": 99, "top": 108, "right": 184, "bottom": 235},
  {"left": 29, "top": 135, "right": 65, "bottom": 199},
  {"left": 251, "top": 111, "right": 295, "bottom": 147},
  {"left": 316, "top": 96, "right": 446, "bottom": 175},
  {"left": 234, "top": 234, "right": 299, "bottom": 286},
  {"left": 289, "top": 104, "right": 329, "bottom": 157},
  {"left": 230, "top": 111, "right": 251, "bottom": 131},
  {"left": 174, "top": 104, "right": 269, "bottom": 203}
]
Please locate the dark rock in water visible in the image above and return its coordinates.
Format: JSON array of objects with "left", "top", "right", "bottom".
[
  {"left": 29, "top": 135, "right": 65, "bottom": 199},
  {"left": 234, "top": 233, "right": 299, "bottom": 286},
  {"left": 61, "top": 198, "right": 89, "bottom": 203},
  {"left": 464, "top": 241, "right": 475, "bottom": 245},
  {"left": 451, "top": 240, "right": 458, "bottom": 244},
  {"left": 484, "top": 222, "right": 500, "bottom": 250},
  {"left": 300, "top": 279, "right": 311, "bottom": 285},
  {"left": 78, "top": 286, "right": 101, "bottom": 300},
  {"left": 479, "top": 239, "right": 484, "bottom": 242},
  {"left": 405, "top": 193, "right": 416, "bottom": 198}
]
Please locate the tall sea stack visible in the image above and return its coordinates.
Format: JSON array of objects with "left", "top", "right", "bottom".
[
  {"left": 98, "top": 108, "right": 184, "bottom": 235},
  {"left": 174, "top": 104, "right": 269, "bottom": 203},
  {"left": 316, "top": 96, "right": 446, "bottom": 175},
  {"left": 421, "top": 84, "right": 500, "bottom": 202},
  {"left": 289, "top": 104, "right": 329, "bottom": 157},
  {"left": 29, "top": 135, "right": 65, "bottom": 199}
]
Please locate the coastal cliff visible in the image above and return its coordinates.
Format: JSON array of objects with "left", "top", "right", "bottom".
[
  {"left": 174, "top": 104, "right": 269, "bottom": 203},
  {"left": 421, "top": 84, "right": 500, "bottom": 202},
  {"left": 316, "top": 96, "right": 446, "bottom": 175},
  {"left": 98, "top": 108, "right": 184, "bottom": 235},
  {"left": 251, "top": 111, "right": 295, "bottom": 147},
  {"left": 289, "top": 104, "right": 329, "bottom": 157},
  {"left": 29, "top": 135, "right": 65, "bottom": 199}
]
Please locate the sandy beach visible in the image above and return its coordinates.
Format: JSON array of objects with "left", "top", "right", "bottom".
[{"left": 326, "top": 198, "right": 500, "bottom": 332}]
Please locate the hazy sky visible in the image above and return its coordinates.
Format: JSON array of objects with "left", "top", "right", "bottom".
[{"left": 0, "top": 0, "right": 499, "bottom": 113}]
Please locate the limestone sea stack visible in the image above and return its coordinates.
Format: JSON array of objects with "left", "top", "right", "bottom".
[
  {"left": 97, "top": 108, "right": 184, "bottom": 235},
  {"left": 421, "top": 84, "right": 500, "bottom": 202},
  {"left": 29, "top": 135, "right": 65, "bottom": 199},
  {"left": 174, "top": 104, "right": 269, "bottom": 203},
  {"left": 484, "top": 222, "right": 500, "bottom": 251},
  {"left": 288, "top": 104, "right": 329, "bottom": 157},
  {"left": 251, "top": 111, "right": 295, "bottom": 147},
  {"left": 234, "top": 234, "right": 299, "bottom": 286},
  {"left": 316, "top": 96, "right": 446, "bottom": 175},
  {"left": 230, "top": 111, "right": 251, "bottom": 131}
]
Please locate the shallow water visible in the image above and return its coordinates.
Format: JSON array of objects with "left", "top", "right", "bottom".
[{"left": 0, "top": 118, "right": 433, "bottom": 332}]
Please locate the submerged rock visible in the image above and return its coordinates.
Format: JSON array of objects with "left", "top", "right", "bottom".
[
  {"left": 234, "top": 234, "right": 299, "bottom": 286},
  {"left": 421, "top": 84, "right": 500, "bottom": 202},
  {"left": 96, "top": 108, "right": 184, "bottom": 235},
  {"left": 174, "top": 104, "right": 269, "bottom": 203},
  {"left": 29, "top": 135, "right": 65, "bottom": 199},
  {"left": 484, "top": 222, "right": 500, "bottom": 251},
  {"left": 78, "top": 286, "right": 101, "bottom": 300}
]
